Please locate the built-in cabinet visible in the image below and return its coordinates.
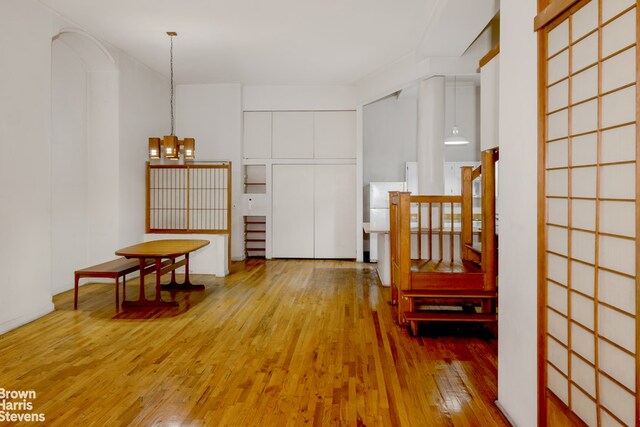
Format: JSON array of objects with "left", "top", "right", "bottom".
[
  {"left": 272, "top": 165, "right": 315, "bottom": 258},
  {"left": 313, "top": 164, "right": 356, "bottom": 258},
  {"left": 243, "top": 110, "right": 356, "bottom": 259}
]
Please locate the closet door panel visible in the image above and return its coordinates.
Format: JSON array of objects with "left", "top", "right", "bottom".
[
  {"left": 243, "top": 112, "right": 271, "bottom": 158},
  {"left": 313, "top": 111, "right": 356, "bottom": 159},
  {"left": 272, "top": 112, "right": 314, "bottom": 158},
  {"left": 314, "top": 165, "right": 356, "bottom": 258},
  {"left": 272, "top": 164, "right": 314, "bottom": 258}
]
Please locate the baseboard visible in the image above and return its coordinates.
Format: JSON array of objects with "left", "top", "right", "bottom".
[
  {"left": 0, "top": 302, "right": 55, "bottom": 336},
  {"left": 495, "top": 400, "right": 518, "bottom": 426}
]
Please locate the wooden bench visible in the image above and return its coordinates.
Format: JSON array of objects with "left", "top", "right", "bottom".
[{"left": 74, "top": 257, "right": 159, "bottom": 310}]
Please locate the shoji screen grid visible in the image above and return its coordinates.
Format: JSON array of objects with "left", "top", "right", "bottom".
[
  {"left": 543, "top": 0, "right": 638, "bottom": 426},
  {"left": 147, "top": 163, "right": 231, "bottom": 234}
]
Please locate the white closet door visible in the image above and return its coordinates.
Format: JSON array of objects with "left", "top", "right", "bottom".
[
  {"left": 313, "top": 111, "right": 356, "bottom": 158},
  {"left": 272, "top": 112, "right": 314, "bottom": 158},
  {"left": 272, "top": 164, "right": 314, "bottom": 258},
  {"left": 243, "top": 112, "right": 271, "bottom": 159},
  {"left": 314, "top": 164, "right": 356, "bottom": 258}
]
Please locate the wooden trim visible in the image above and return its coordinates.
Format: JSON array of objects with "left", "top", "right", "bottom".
[
  {"left": 227, "top": 161, "right": 232, "bottom": 272},
  {"left": 534, "top": 0, "right": 582, "bottom": 31},
  {"left": 479, "top": 44, "right": 500, "bottom": 68},
  {"left": 438, "top": 202, "right": 444, "bottom": 261},
  {"left": 537, "top": 3, "right": 550, "bottom": 423},
  {"left": 635, "top": 0, "right": 640, "bottom": 420},
  {"left": 481, "top": 149, "right": 497, "bottom": 292},
  {"left": 409, "top": 195, "right": 462, "bottom": 203},
  {"left": 149, "top": 163, "right": 230, "bottom": 169},
  {"left": 461, "top": 166, "right": 473, "bottom": 260},
  {"left": 417, "top": 202, "right": 422, "bottom": 260},
  {"left": 546, "top": 391, "right": 590, "bottom": 427},
  {"left": 593, "top": 3, "right": 603, "bottom": 418},
  {"left": 146, "top": 162, "right": 151, "bottom": 233},
  {"left": 449, "top": 202, "right": 454, "bottom": 264},
  {"left": 471, "top": 165, "right": 482, "bottom": 181},
  {"left": 147, "top": 228, "right": 230, "bottom": 235}
]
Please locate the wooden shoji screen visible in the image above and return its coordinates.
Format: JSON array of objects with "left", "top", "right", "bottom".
[
  {"left": 146, "top": 162, "right": 231, "bottom": 234},
  {"left": 538, "top": 0, "right": 639, "bottom": 425}
]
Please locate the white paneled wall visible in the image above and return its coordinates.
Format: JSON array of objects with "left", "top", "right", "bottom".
[{"left": 542, "top": 1, "right": 637, "bottom": 425}]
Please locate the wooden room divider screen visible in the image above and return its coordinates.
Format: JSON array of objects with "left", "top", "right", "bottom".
[{"left": 536, "top": 0, "right": 639, "bottom": 425}]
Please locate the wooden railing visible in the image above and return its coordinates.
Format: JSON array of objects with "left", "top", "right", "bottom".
[
  {"left": 390, "top": 147, "right": 499, "bottom": 289},
  {"left": 410, "top": 195, "right": 464, "bottom": 262},
  {"left": 465, "top": 148, "right": 498, "bottom": 290},
  {"left": 146, "top": 162, "right": 231, "bottom": 235}
]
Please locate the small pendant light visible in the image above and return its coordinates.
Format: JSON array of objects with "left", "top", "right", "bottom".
[{"left": 444, "top": 75, "right": 469, "bottom": 146}]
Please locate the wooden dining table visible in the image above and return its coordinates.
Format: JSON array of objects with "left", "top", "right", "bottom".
[{"left": 115, "top": 239, "right": 210, "bottom": 309}]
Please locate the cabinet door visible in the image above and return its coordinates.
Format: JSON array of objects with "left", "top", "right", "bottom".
[
  {"left": 243, "top": 112, "right": 271, "bottom": 159},
  {"left": 314, "top": 111, "right": 356, "bottom": 158},
  {"left": 272, "top": 112, "right": 314, "bottom": 158},
  {"left": 314, "top": 164, "right": 356, "bottom": 258},
  {"left": 272, "top": 164, "right": 314, "bottom": 258}
]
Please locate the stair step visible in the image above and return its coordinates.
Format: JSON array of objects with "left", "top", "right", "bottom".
[
  {"left": 402, "top": 290, "right": 497, "bottom": 299},
  {"left": 404, "top": 311, "right": 497, "bottom": 322}
]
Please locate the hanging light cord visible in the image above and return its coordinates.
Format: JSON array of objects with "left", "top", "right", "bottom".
[
  {"left": 453, "top": 75, "right": 457, "bottom": 127},
  {"left": 170, "top": 34, "right": 175, "bottom": 136}
]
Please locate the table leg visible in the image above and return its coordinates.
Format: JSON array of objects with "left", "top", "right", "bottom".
[
  {"left": 122, "top": 257, "right": 178, "bottom": 309},
  {"left": 161, "top": 253, "right": 205, "bottom": 291}
]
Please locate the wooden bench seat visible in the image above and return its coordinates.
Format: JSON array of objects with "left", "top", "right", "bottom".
[{"left": 74, "top": 257, "right": 169, "bottom": 310}]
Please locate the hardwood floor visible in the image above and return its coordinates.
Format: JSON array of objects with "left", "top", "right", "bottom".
[{"left": 0, "top": 260, "right": 509, "bottom": 426}]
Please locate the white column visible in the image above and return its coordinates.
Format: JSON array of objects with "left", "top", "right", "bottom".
[{"left": 416, "top": 76, "right": 445, "bottom": 194}]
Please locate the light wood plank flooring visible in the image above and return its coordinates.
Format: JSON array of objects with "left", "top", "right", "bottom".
[{"left": 0, "top": 260, "right": 509, "bottom": 426}]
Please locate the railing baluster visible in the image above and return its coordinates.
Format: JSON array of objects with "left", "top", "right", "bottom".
[
  {"left": 450, "top": 201, "right": 454, "bottom": 263},
  {"left": 417, "top": 202, "right": 422, "bottom": 260},
  {"left": 428, "top": 202, "right": 433, "bottom": 261},
  {"left": 439, "top": 202, "right": 443, "bottom": 261}
]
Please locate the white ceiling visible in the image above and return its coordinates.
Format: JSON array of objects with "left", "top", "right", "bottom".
[
  {"left": 418, "top": 0, "right": 499, "bottom": 58},
  {"left": 40, "top": 0, "right": 437, "bottom": 85}
]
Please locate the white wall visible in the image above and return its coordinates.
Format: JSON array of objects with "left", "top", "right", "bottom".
[
  {"left": 0, "top": 0, "right": 56, "bottom": 333},
  {"left": 51, "top": 40, "right": 89, "bottom": 295},
  {"left": 243, "top": 85, "right": 357, "bottom": 111},
  {"left": 86, "top": 71, "right": 120, "bottom": 266},
  {"left": 497, "top": 0, "right": 538, "bottom": 425},
  {"left": 444, "top": 83, "right": 480, "bottom": 162},
  {"left": 117, "top": 52, "right": 170, "bottom": 249},
  {"left": 176, "top": 84, "right": 243, "bottom": 260},
  {"left": 363, "top": 95, "right": 417, "bottom": 222},
  {"left": 481, "top": 55, "right": 500, "bottom": 150}
]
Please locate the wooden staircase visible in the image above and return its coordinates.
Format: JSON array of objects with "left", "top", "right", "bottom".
[{"left": 389, "top": 148, "right": 498, "bottom": 336}]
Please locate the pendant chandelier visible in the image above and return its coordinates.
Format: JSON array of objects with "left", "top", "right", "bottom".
[
  {"left": 444, "top": 75, "right": 469, "bottom": 146},
  {"left": 149, "top": 32, "right": 195, "bottom": 160}
]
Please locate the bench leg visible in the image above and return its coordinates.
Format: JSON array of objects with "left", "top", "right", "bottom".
[
  {"left": 74, "top": 274, "right": 80, "bottom": 310},
  {"left": 122, "top": 275, "right": 127, "bottom": 303},
  {"left": 115, "top": 277, "right": 120, "bottom": 311}
]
